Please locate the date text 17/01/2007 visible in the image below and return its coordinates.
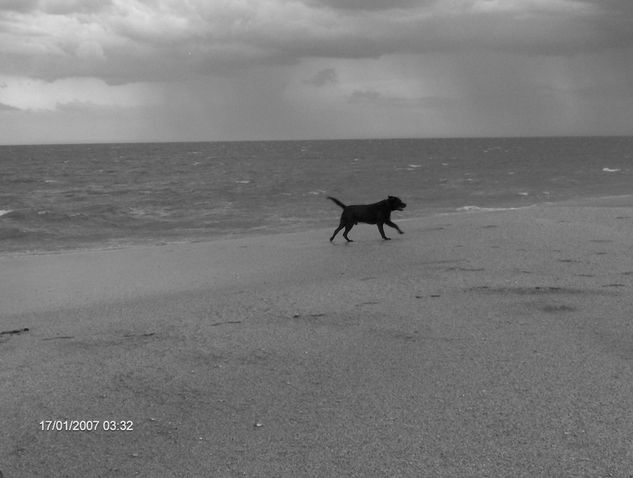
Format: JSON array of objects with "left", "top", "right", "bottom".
[{"left": 40, "top": 420, "right": 134, "bottom": 431}]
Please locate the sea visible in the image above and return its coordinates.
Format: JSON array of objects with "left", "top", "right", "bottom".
[{"left": 1, "top": 137, "right": 632, "bottom": 253}]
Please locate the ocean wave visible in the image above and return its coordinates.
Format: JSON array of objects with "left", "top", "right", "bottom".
[
  {"left": 0, "top": 226, "right": 25, "bottom": 239},
  {"left": 2, "top": 137, "right": 633, "bottom": 254},
  {"left": 128, "top": 207, "right": 173, "bottom": 219},
  {"left": 456, "top": 205, "right": 525, "bottom": 212},
  {"left": 1, "top": 206, "right": 128, "bottom": 224},
  {"left": 2, "top": 209, "right": 76, "bottom": 222},
  {"left": 7, "top": 177, "right": 38, "bottom": 184}
]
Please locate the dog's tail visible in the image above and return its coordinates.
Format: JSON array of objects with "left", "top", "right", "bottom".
[{"left": 327, "top": 196, "right": 346, "bottom": 209}]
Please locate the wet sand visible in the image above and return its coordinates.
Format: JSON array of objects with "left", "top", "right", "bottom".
[{"left": 2, "top": 199, "right": 633, "bottom": 476}]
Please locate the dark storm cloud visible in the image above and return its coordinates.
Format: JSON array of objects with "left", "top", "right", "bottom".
[
  {"left": 305, "top": 68, "right": 338, "bottom": 87},
  {"left": 2, "top": 0, "right": 633, "bottom": 143},
  {"left": 348, "top": 89, "right": 458, "bottom": 109},
  {"left": 0, "top": 0, "right": 108, "bottom": 14},
  {"left": 41, "top": 0, "right": 110, "bottom": 15},
  {"left": 0, "top": 0, "right": 39, "bottom": 12},
  {"left": 303, "top": 0, "right": 434, "bottom": 11},
  {"left": 4, "top": 0, "right": 633, "bottom": 83}
]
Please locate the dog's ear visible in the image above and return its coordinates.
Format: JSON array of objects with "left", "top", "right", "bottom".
[{"left": 388, "top": 195, "right": 395, "bottom": 199}]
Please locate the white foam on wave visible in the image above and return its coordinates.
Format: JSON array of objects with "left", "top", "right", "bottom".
[
  {"left": 0, "top": 209, "right": 13, "bottom": 217},
  {"left": 602, "top": 168, "right": 621, "bottom": 173},
  {"left": 456, "top": 205, "right": 528, "bottom": 213}
]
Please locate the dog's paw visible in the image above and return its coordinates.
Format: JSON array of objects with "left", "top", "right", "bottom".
[{"left": 399, "top": 230, "right": 404, "bottom": 234}]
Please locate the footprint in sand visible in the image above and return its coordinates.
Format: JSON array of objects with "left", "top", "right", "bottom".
[
  {"left": 541, "top": 304, "right": 576, "bottom": 313},
  {"left": 469, "top": 286, "right": 586, "bottom": 295},
  {"left": 291, "top": 313, "right": 326, "bottom": 320},
  {"left": 444, "top": 266, "right": 485, "bottom": 272},
  {"left": 0, "top": 328, "right": 30, "bottom": 343},
  {"left": 210, "top": 321, "right": 242, "bottom": 327},
  {"left": 0, "top": 328, "right": 29, "bottom": 336}
]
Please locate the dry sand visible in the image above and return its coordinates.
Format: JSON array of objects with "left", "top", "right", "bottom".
[{"left": 2, "top": 199, "right": 633, "bottom": 477}]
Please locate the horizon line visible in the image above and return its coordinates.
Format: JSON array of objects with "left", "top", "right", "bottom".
[{"left": 1, "top": 133, "right": 632, "bottom": 148}]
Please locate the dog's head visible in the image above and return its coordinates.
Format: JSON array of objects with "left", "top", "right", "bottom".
[{"left": 387, "top": 195, "right": 406, "bottom": 211}]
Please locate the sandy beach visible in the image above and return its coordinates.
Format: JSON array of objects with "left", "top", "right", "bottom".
[{"left": 2, "top": 198, "right": 633, "bottom": 477}]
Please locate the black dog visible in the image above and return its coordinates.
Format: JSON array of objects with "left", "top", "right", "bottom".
[{"left": 328, "top": 196, "right": 406, "bottom": 242}]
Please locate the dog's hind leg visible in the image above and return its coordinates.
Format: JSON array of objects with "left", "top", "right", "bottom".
[
  {"left": 385, "top": 220, "right": 404, "bottom": 234},
  {"left": 330, "top": 224, "right": 344, "bottom": 242},
  {"left": 342, "top": 224, "right": 354, "bottom": 242}
]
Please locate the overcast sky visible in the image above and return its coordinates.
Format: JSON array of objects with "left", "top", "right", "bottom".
[{"left": 1, "top": 0, "right": 632, "bottom": 144}]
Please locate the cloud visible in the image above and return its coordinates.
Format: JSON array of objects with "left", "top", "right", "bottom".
[
  {"left": 41, "top": 0, "right": 108, "bottom": 15},
  {"left": 1, "top": 0, "right": 633, "bottom": 143},
  {"left": 305, "top": 68, "right": 337, "bottom": 87},
  {"left": 0, "top": 0, "right": 39, "bottom": 13},
  {"left": 1, "top": 0, "right": 632, "bottom": 83},
  {"left": 348, "top": 89, "right": 383, "bottom": 104},
  {"left": 0, "top": 0, "right": 107, "bottom": 14},
  {"left": 304, "top": 0, "right": 433, "bottom": 11},
  {"left": 347, "top": 88, "right": 459, "bottom": 110},
  {"left": 0, "top": 75, "right": 162, "bottom": 111}
]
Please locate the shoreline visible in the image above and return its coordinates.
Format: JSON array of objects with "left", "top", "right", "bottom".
[
  {"left": 3, "top": 198, "right": 633, "bottom": 475},
  {"left": 3, "top": 192, "right": 632, "bottom": 258}
]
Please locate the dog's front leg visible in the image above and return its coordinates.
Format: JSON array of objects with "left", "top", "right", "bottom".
[
  {"left": 377, "top": 223, "right": 391, "bottom": 240},
  {"left": 385, "top": 220, "right": 404, "bottom": 234}
]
